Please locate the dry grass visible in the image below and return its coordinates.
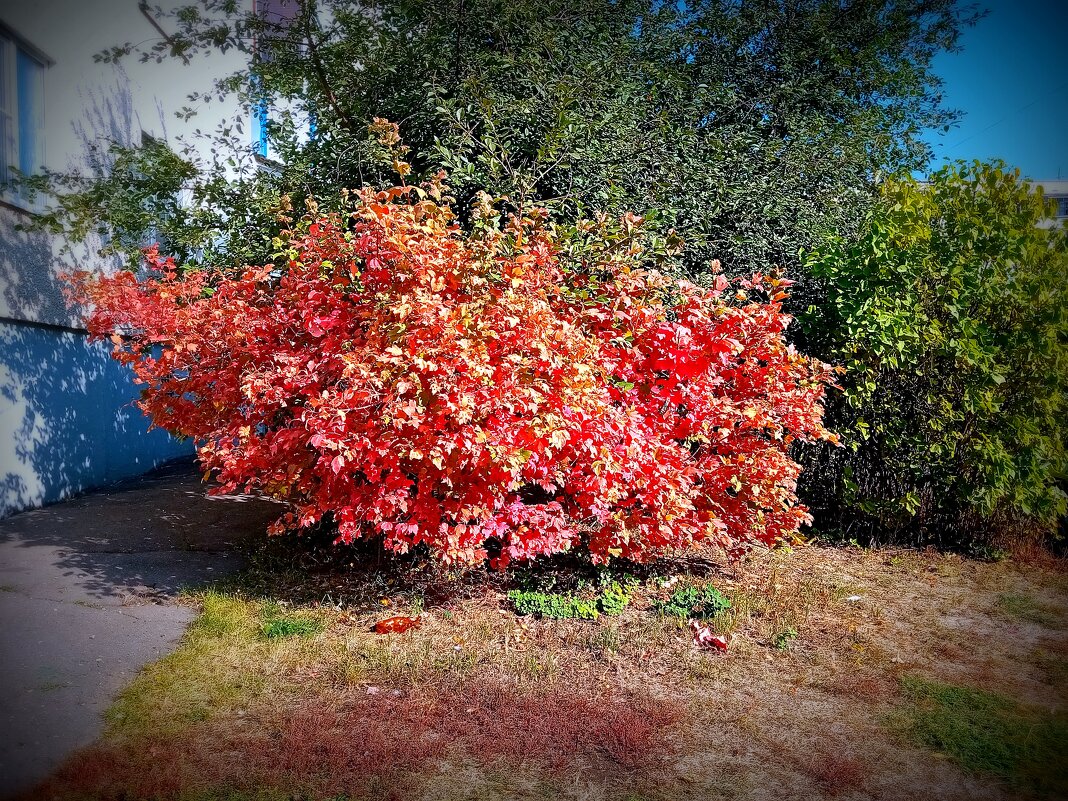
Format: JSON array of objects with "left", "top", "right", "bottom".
[
  {"left": 20, "top": 542, "right": 1068, "bottom": 801},
  {"left": 37, "top": 683, "right": 682, "bottom": 801}
]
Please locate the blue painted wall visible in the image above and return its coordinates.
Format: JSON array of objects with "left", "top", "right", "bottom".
[{"left": 0, "top": 320, "right": 193, "bottom": 517}]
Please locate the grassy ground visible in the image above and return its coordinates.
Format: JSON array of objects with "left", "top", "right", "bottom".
[{"left": 22, "top": 538, "right": 1068, "bottom": 801}]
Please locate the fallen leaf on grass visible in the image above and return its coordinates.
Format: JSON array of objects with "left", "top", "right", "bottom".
[
  {"left": 373, "top": 616, "right": 422, "bottom": 634},
  {"left": 690, "top": 619, "right": 729, "bottom": 652}
]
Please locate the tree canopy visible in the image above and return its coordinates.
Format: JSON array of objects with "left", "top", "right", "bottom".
[{"left": 34, "top": 0, "right": 979, "bottom": 278}]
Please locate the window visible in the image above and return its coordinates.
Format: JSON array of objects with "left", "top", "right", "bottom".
[
  {"left": 252, "top": 83, "right": 270, "bottom": 160},
  {"left": 0, "top": 24, "right": 51, "bottom": 202},
  {"left": 1057, "top": 197, "right": 1068, "bottom": 219},
  {"left": 251, "top": 0, "right": 309, "bottom": 165}
]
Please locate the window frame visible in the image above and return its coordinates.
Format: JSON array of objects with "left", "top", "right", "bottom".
[{"left": 0, "top": 20, "right": 53, "bottom": 212}]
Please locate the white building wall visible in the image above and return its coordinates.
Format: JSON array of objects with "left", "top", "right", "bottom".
[{"left": 0, "top": 0, "right": 251, "bottom": 516}]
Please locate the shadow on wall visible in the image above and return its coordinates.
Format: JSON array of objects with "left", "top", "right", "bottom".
[
  {"left": 0, "top": 210, "right": 75, "bottom": 329},
  {"left": 0, "top": 321, "right": 192, "bottom": 518},
  {"left": 0, "top": 70, "right": 143, "bottom": 330}
]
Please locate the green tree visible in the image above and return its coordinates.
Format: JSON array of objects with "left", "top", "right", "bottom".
[
  {"left": 29, "top": 0, "right": 978, "bottom": 277},
  {"left": 800, "top": 162, "right": 1068, "bottom": 545}
]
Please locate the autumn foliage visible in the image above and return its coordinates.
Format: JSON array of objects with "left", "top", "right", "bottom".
[{"left": 70, "top": 174, "right": 837, "bottom": 567}]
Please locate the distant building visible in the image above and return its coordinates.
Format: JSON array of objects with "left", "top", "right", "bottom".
[
  {"left": 1036, "top": 180, "right": 1068, "bottom": 228},
  {"left": 0, "top": 1, "right": 254, "bottom": 517}
]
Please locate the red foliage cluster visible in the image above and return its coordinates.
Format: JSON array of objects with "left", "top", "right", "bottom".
[{"left": 70, "top": 176, "right": 837, "bottom": 566}]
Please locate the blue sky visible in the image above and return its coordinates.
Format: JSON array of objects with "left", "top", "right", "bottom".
[{"left": 922, "top": 0, "right": 1068, "bottom": 180}]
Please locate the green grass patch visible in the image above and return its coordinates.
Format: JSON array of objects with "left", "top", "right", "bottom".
[
  {"left": 259, "top": 603, "right": 324, "bottom": 640},
  {"left": 890, "top": 675, "right": 1068, "bottom": 798},
  {"left": 106, "top": 592, "right": 294, "bottom": 738},
  {"left": 995, "top": 593, "right": 1064, "bottom": 629},
  {"left": 187, "top": 591, "right": 260, "bottom": 638},
  {"left": 655, "top": 583, "right": 731, "bottom": 619}
]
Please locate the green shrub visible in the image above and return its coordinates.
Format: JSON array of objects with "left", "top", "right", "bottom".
[
  {"left": 800, "top": 161, "right": 1068, "bottom": 546},
  {"left": 656, "top": 583, "right": 730, "bottom": 619}
]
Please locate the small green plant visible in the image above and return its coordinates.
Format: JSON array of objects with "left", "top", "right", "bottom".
[
  {"left": 771, "top": 626, "right": 799, "bottom": 650},
  {"left": 597, "top": 577, "right": 637, "bottom": 617},
  {"left": 890, "top": 675, "right": 1068, "bottom": 797},
  {"left": 508, "top": 590, "right": 600, "bottom": 620},
  {"left": 656, "top": 583, "right": 731, "bottom": 619},
  {"left": 508, "top": 575, "right": 638, "bottom": 620}
]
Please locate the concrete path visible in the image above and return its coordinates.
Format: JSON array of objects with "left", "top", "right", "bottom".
[{"left": 0, "top": 460, "right": 279, "bottom": 798}]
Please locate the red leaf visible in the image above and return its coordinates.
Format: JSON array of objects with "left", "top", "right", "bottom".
[{"left": 374, "top": 616, "right": 422, "bottom": 634}]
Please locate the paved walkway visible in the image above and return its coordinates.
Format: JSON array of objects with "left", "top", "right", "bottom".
[{"left": 0, "top": 460, "right": 279, "bottom": 798}]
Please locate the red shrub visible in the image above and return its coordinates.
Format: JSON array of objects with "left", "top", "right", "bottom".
[{"left": 69, "top": 174, "right": 837, "bottom": 566}]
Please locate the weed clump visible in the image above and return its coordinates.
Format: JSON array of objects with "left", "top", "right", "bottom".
[
  {"left": 597, "top": 579, "right": 636, "bottom": 617},
  {"left": 507, "top": 577, "right": 637, "bottom": 620},
  {"left": 771, "top": 626, "right": 799, "bottom": 650}
]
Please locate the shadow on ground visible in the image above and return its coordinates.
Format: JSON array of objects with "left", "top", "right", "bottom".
[{"left": 0, "top": 459, "right": 280, "bottom": 798}]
